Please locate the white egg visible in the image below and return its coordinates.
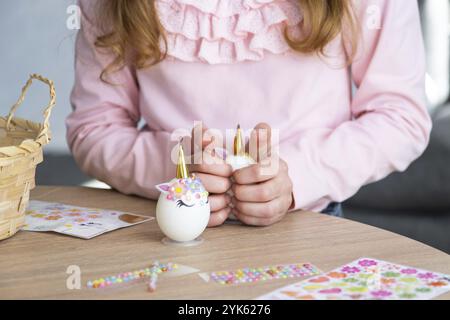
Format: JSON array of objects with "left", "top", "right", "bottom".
[
  {"left": 226, "top": 155, "right": 256, "bottom": 221},
  {"left": 156, "top": 178, "right": 210, "bottom": 243},
  {"left": 226, "top": 154, "right": 256, "bottom": 171}
]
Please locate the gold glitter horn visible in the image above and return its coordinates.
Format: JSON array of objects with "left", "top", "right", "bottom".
[
  {"left": 233, "top": 124, "right": 245, "bottom": 156},
  {"left": 176, "top": 139, "right": 189, "bottom": 179}
]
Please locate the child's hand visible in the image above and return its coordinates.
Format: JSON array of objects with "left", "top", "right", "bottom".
[
  {"left": 189, "top": 125, "right": 233, "bottom": 227},
  {"left": 231, "top": 123, "right": 294, "bottom": 226}
]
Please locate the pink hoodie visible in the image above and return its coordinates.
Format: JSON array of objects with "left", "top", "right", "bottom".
[{"left": 67, "top": 0, "right": 431, "bottom": 212}]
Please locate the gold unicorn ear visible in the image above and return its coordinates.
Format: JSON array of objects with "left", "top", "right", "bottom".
[{"left": 176, "top": 139, "right": 189, "bottom": 179}]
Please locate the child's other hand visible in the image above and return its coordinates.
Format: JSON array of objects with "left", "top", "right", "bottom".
[
  {"left": 189, "top": 124, "right": 233, "bottom": 227},
  {"left": 231, "top": 123, "right": 294, "bottom": 226}
]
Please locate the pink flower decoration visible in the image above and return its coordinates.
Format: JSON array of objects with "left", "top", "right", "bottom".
[
  {"left": 358, "top": 259, "right": 378, "bottom": 267},
  {"left": 417, "top": 272, "right": 435, "bottom": 279},
  {"left": 401, "top": 268, "right": 418, "bottom": 275},
  {"left": 371, "top": 290, "right": 392, "bottom": 298},
  {"left": 342, "top": 266, "right": 360, "bottom": 274}
]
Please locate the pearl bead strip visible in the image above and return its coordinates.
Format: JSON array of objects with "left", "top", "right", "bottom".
[
  {"left": 87, "top": 262, "right": 178, "bottom": 289},
  {"left": 209, "top": 263, "right": 321, "bottom": 285}
]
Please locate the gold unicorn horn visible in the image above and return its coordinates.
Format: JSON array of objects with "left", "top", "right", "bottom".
[
  {"left": 234, "top": 124, "right": 245, "bottom": 156},
  {"left": 176, "top": 139, "right": 189, "bottom": 179}
]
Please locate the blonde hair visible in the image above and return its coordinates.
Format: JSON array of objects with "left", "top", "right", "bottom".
[{"left": 95, "top": 0, "right": 357, "bottom": 81}]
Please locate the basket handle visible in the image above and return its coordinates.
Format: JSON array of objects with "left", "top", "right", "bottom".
[{"left": 6, "top": 74, "right": 56, "bottom": 140}]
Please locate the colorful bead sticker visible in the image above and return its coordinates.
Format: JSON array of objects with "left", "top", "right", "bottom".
[
  {"left": 199, "top": 263, "right": 322, "bottom": 285},
  {"left": 257, "top": 258, "right": 450, "bottom": 300},
  {"left": 87, "top": 262, "right": 178, "bottom": 289}
]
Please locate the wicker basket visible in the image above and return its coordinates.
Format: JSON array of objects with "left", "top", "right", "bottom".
[{"left": 0, "top": 74, "right": 56, "bottom": 240}]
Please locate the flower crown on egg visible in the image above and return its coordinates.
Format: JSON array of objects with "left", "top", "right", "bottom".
[{"left": 156, "top": 174, "right": 209, "bottom": 207}]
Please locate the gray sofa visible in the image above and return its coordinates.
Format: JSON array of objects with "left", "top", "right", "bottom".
[
  {"left": 343, "top": 0, "right": 450, "bottom": 254},
  {"left": 344, "top": 105, "right": 450, "bottom": 253}
]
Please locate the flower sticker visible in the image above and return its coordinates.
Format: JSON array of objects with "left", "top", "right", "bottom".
[
  {"left": 401, "top": 268, "right": 418, "bottom": 275},
  {"left": 328, "top": 272, "right": 347, "bottom": 279},
  {"left": 45, "top": 215, "right": 62, "bottom": 221},
  {"left": 381, "top": 278, "right": 396, "bottom": 285},
  {"left": 347, "top": 286, "right": 368, "bottom": 293},
  {"left": 156, "top": 175, "right": 209, "bottom": 207},
  {"left": 415, "top": 287, "right": 431, "bottom": 293},
  {"left": 382, "top": 272, "right": 401, "bottom": 278},
  {"left": 358, "top": 259, "right": 378, "bottom": 267},
  {"left": 400, "top": 277, "right": 418, "bottom": 284},
  {"left": 309, "top": 276, "right": 329, "bottom": 283},
  {"left": 342, "top": 266, "right": 360, "bottom": 274},
  {"left": 319, "top": 288, "right": 341, "bottom": 294},
  {"left": 67, "top": 213, "right": 81, "bottom": 217},
  {"left": 417, "top": 272, "right": 435, "bottom": 280},
  {"left": 31, "top": 214, "right": 46, "bottom": 218},
  {"left": 342, "top": 278, "right": 359, "bottom": 283},
  {"left": 428, "top": 281, "right": 447, "bottom": 287},
  {"left": 370, "top": 290, "right": 392, "bottom": 298}
]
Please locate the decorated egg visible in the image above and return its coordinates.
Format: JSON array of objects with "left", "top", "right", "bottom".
[{"left": 155, "top": 175, "right": 210, "bottom": 242}]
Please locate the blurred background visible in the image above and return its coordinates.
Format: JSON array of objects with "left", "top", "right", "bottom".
[{"left": 1, "top": 1, "right": 449, "bottom": 253}]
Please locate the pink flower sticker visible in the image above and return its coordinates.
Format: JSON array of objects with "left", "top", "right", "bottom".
[
  {"left": 371, "top": 290, "right": 392, "bottom": 298},
  {"left": 401, "top": 268, "right": 418, "bottom": 275},
  {"left": 417, "top": 272, "right": 435, "bottom": 279},
  {"left": 319, "top": 288, "right": 342, "bottom": 294},
  {"left": 342, "top": 266, "right": 360, "bottom": 274},
  {"left": 358, "top": 259, "right": 378, "bottom": 267}
]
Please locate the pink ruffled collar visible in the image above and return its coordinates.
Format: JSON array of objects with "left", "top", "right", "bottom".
[{"left": 155, "top": 0, "right": 303, "bottom": 64}]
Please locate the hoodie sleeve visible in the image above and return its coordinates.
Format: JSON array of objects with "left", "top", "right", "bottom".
[
  {"left": 66, "top": 0, "right": 175, "bottom": 199},
  {"left": 280, "top": 0, "right": 432, "bottom": 211}
]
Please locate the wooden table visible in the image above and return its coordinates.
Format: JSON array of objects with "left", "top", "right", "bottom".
[{"left": 1, "top": 186, "right": 449, "bottom": 300}]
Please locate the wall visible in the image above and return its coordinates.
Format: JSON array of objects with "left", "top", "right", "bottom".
[{"left": 0, "top": 0, "right": 76, "bottom": 154}]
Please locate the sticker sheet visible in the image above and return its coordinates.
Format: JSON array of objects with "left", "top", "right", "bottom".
[
  {"left": 198, "top": 263, "right": 322, "bottom": 285},
  {"left": 257, "top": 258, "right": 450, "bottom": 300},
  {"left": 23, "top": 200, "right": 153, "bottom": 239}
]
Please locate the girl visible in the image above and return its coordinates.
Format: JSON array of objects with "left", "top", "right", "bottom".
[{"left": 67, "top": 0, "right": 431, "bottom": 227}]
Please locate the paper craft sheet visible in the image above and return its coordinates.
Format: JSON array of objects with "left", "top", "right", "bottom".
[
  {"left": 23, "top": 200, "right": 153, "bottom": 239},
  {"left": 257, "top": 258, "right": 450, "bottom": 300}
]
